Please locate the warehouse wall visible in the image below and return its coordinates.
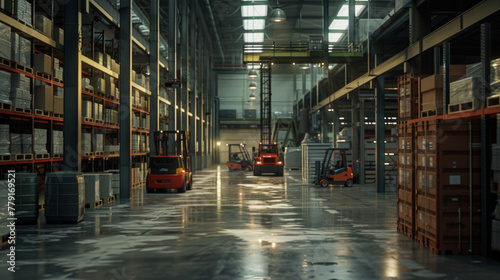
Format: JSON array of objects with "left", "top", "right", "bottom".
[{"left": 218, "top": 128, "right": 260, "bottom": 164}]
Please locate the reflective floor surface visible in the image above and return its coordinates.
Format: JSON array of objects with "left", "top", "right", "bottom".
[{"left": 1, "top": 166, "right": 500, "bottom": 279}]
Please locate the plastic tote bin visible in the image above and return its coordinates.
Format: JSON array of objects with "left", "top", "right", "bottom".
[
  {"left": 45, "top": 172, "right": 85, "bottom": 224},
  {"left": 15, "top": 173, "right": 39, "bottom": 224}
]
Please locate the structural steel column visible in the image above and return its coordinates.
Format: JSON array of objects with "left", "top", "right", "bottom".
[
  {"left": 480, "top": 23, "right": 491, "bottom": 257},
  {"left": 359, "top": 99, "right": 365, "bottom": 184},
  {"left": 323, "top": 0, "right": 329, "bottom": 76},
  {"left": 442, "top": 42, "right": 450, "bottom": 114},
  {"left": 63, "top": 0, "right": 82, "bottom": 171},
  {"left": 322, "top": 108, "right": 329, "bottom": 143},
  {"left": 189, "top": 0, "right": 197, "bottom": 172},
  {"left": 434, "top": 46, "right": 441, "bottom": 74},
  {"left": 149, "top": 0, "right": 160, "bottom": 156},
  {"left": 348, "top": 0, "right": 355, "bottom": 44},
  {"left": 181, "top": 0, "right": 188, "bottom": 131},
  {"left": 332, "top": 103, "right": 340, "bottom": 147},
  {"left": 119, "top": 0, "right": 133, "bottom": 198},
  {"left": 351, "top": 93, "right": 360, "bottom": 166},
  {"left": 168, "top": 0, "right": 177, "bottom": 132},
  {"left": 375, "top": 75, "right": 385, "bottom": 193}
]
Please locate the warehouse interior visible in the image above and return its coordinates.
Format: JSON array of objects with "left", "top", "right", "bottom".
[{"left": 1, "top": 0, "right": 500, "bottom": 279}]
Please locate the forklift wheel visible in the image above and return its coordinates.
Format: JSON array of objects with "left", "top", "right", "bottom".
[
  {"left": 178, "top": 176, "right": 187, "bottom": 193},
  {"left": 246, "top": 166, "right": 252, "bottom": 171},
  {"left": 320, "top": 179, "right": 329, "bottom": 188},
  {"left": 146, "top": 187, "right": 154, "bottom": 193},
  {"left": 345, "top": 179, "right": 354, "bottom": 187}
]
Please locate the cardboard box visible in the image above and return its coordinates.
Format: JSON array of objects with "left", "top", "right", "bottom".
[
  {"left": 94, "top": 52, "right": 103, "bottom": 65},
  {"left": 53, "top": 96, "right": 63, "bottom": 114},
  {"left": 421, "top": 74, "right": 464, "bottom": 92},
  {"left": 103, "top": 53, "right": 111, "bottom": 69},
  {"left": 34, "top": 85, "right": 53, "bottom": 112},
  {"left": 33, "top": 53, "right": 52, "bottom": 74},
  {"left": 53, "top": 27, "right": 64, "bottom": 45},
  {"left": 421, "top": 89, "right": 443, "bottom": 111},
  {"left": 439, "top": 65, "right": 467, "bottom": 76},
  {"left": 105, "top": 77, "right": 115, "bottom": 96},
  {"left": 89, "top": 77, "right": 105, "bottom": 94},
  {"left": 35, "top": 15, "right": 52, "bottom": 38}
]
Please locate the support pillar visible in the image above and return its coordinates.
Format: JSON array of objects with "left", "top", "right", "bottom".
[
  {"left": 181, "top": 0, "right": 188, "bottom": 131},
  {"left": 359, "top": 99, "right": 366, "bottom": 184},
  {"left": 63, "top": 0, "right": 82, "bottom": 171},
  {"left": 351, "top": 93, "right": 360, "bottom": 165},
  {"left": 189, "top": 0, "right": 197, "bottom": 172},
  {"left": 375, "top": 75, "right": 385, "bottom": 193},
  {"left": 149, "top": 0, "right": 160, "bottom": 156},
  {"left": 442, "top": 42, "right": 450, "bottom": 114},
  {"left": 119, "top": 0, "right": 132, "bottom": 198},
  {"left": 332, "top": 103, "right": 340, "bottom": 147},
  {"left": 348, "top": 0, "right": 355, "bottom": 44},
  {"left": 168, "top": 0, "right": 177, "bottom": 133}
]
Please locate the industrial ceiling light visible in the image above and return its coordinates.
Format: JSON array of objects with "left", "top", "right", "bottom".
[
  {"left": 249, "top": 92, "right": 257, "bottom": 100},
  {"left": 300, "top": 64, "right": 310, "bottom": 70},
  {"left": 248, "top": 69, "right": 258, "bottom": 78},
  {"left": 249, "top": 81, "right": 258, "bottom": 89},
  {"left": 269, "top": 1, "right": 286, "bottom": 22}
]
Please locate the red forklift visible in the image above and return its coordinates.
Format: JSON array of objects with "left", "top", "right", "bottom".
[
  {"left": 146, "top": 130, "right": 192, "bottom": 193},
  {"left": 314, "top": 148, "right": 354, "bottom": 187},
  {"left": 253, "top": 142, "right": 283, "bottom": 176},
  {"left": 226, "top": 143, "right": 253, "bottom": 171}
]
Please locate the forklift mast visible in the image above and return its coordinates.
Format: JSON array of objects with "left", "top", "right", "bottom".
[
  {"left": 260, "top": 57, "right": 272, "bottom": 144},
  {"left": 153, "top": 131, "right": 189, "bottom": 158}
]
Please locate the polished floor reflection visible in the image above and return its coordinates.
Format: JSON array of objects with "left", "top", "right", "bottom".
[{"left": 1, "top": 166, "right": 500, "bottom": 279}]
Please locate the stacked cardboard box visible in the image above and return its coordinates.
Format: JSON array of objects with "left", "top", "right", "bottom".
[
  {"left": 33, "top": 54, "right": 52, "bottom": 75},
  {"left": 421, "top": 67, "right": 466, "bottom": 115},
  {"left": 136, "top": 74, "right": 146, "bottom": 87},
  {"left": 52, "top": 130, "right": 63, "bottom": 154},
  {"left": 0, "top": 70, "right": 11, "bottom": 104},
  {"left": 104, "top": 108, "right": 119, "bottom": 124},
  {"left": 34, "top": 85, "right": 53, "bottom": 112},
  {"left": 35, "top": 14, "right": 52, "bottom": 38},
  {"left": 53, "top": 58, "right": 63, "bottom": 80},
  {"left": 0, "top": 22, "right": 11, "bottom": 60},
  {"left": 53, "top": 27, "right": 64, "bottom": 45},
  {"left": 33, "top": 128, "right": 47, "bottom": 154},
  {"left": 11, "top": 33, "right": 31, "bottom": 67},
  {"left": 89, "top": 77, "right": 105, "bottom": 94},
  {"left": 0, "top": 124, "right": 10, "bottom": 155},
  {"left": 13, "top": 0, "right": 32, "bottom": 26},
  {"left": 10, "top": 133, "right": 31, "bottom": 154},
  {"left": 93, "top": 102, "right": 103, "bottom": 121},
  {"left": 10, "top": 73, "right": 31, "bottom": 109},
  {"left": 82, "top": 133, "right": 92, "bottom": 154},
  {"left": 105, "top": 76, "right": 115, "bottom": 97},
  {"left": 82, "top": 100, "right": 92, "bottom": 119}
]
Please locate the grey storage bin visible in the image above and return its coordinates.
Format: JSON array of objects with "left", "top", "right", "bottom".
[
  {"left": 83, "top": 174, "right": 100, "bottom": 205},
  {"left": 45, "top": 172, "right": 85, "bottom": 224},
  {"left": 15, "top": 173, "right": 39, "bottom": 224},
  {"left": 98, "top": 173, "right": 113, "bottom": 199}
]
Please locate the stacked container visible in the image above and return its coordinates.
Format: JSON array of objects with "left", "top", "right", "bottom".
[
  {"left": 397, "top": 122, "right": 416, "bottom": 239},
  {"left": 45, "top": 172, "right": 85, "bottom": 224},
  {"left": 15, "top": 173, "right": 39, "bottom": 224}
]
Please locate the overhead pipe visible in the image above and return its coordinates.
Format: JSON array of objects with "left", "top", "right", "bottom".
[{"left": 203, "top": 0, "right": 225, "bottom": 62}]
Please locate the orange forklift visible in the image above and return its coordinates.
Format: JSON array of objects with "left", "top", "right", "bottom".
[
  {"left": 226, "top": 143, "right": 253, "bottom": 171},
  {"left": 253, "top": 142, "right": 283, "bottom": 176},
  {"left": 314, "top": 148, "right": 354, "bottom": 187},
  {"left": 146, "top": 130, "right": 192, "bottom": 193}
]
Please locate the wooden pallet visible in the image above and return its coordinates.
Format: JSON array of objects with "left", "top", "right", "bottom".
[
  {"left": 13, "top": 62, "right": 33, "bottom": 74},
  {"left": 104, "top": 151, "right": 117, "bottom": 155},
  {"left": 34, "top": 109, "right": 51, "bottom": 117},
  {"left": 53, "top": 113, "right": 63, "bottom": 119},
  {"left": 15, "top": 154, "right": 33, "bottom": 161},
  {"left": 0, "top": 57, "right": 11, "bottom": 67},
  {"left": 0, "top": 102, "right": 12, "bottom": 111},
  {"left": 35, "top": 71, "right": 52, "bottom": 80},
  {"left": 94, "top": 119, "right": 104, "bottom": 124},
  {"left": 13, "top": 106, "right": 31, "bottom": 114},
  {"left": 0, "top": 154, "right": 12, "bottom": 161},
  {"left": 54, "top": 77, "right": 63, "bottom": 84},
  {"left": 34, "top": 153, "right": 50, "bottom": 160},
  {"left": 487, "top": 95, "right": 500, "bottom": 108},
  {"left": 103, "top": 196, "right": 115, "bottom": 203},
  {"left": 82, "top": 117, "right": 93, "bottom": 123},
  {"left": 420, "top": 108, "right": 442, "bottom": 118},
  {"left": 53, "top": 153, "right": 63, "bottom": 158},
  {"left": 82, "top": 87, "right": 94, "bottom": 94},
  {"left": 38, "top": 204, "right": 45, "bottom": 211},
  {"left": 95, "top": 91, "right": 105, "bottom": 97},
  {"left": 82, "top": 152, "right": 94, "bottom": 157},
  {"left": 94, "top": 151, "right": 104, "bottom": 156},
  {"left": 85, "top": 200, "right": 103, "bottom": 208},
  {"left": 448, "top": 100, "right": 480, "bottom": 114}
]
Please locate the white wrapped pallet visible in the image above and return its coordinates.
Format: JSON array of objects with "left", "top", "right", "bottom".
[
  {"left": 93, "top": 134, "right": 104, "bottom": 152},
  {"left": 34, "top": 128, "right": 47, "bottom": 154},
  {"left": 0, "top": 70, "right": 11, "bottom": 104},
  {"left": 82, "top": 133, "right": 92, "bottom": 154},
  {"left": 0, "top": 22, "right": 11, "bottom": 60},
  {"left": 83, "top": 174, "right": 100, "bottom": 204},
  {"left": 82, "top": 100, "right": 92, "bottom": 119},
  {"left": 106, "top": 170, "right": 120, "bottom": 195},
  {"left": 450, "top": 77, "right": 482, "bottom": 104},
  {"left": 0, "top": 124, "right": 10, "bottom": 155},
  {"left": 0, "top": 181, "right": 9, "bottom": 238},
  {"left": 52, "top": 130, "right": 63, "bottom": 154}
]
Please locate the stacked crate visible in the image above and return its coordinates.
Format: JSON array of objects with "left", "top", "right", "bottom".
[
  {"left": 414, "top": 119, "right": 481, "bottom": 255},
  {"left": 397, "top": 122, "right": 415, "bottom": 239},
  {"left": 398, "top": 73, "right": 428, "bottom": 121}
]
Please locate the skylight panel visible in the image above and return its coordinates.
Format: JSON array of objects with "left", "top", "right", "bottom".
[
  {"left": 241, "top": 5, "right": 268, "bottom": 17},
  {"left": 337, "top": 4, "right": 366, "bottom": 17},
  {"left": 329, "top": 19, "right": 349, "bottom": 30},
  {"left": 243, "top": 19, "right": 265, "bottom": 30},
  {"left": 329, "top": 33, "right": 344, "bottom": 43},
  {"left": 244, "top": 33, "right": 265, "bottom": 43}
]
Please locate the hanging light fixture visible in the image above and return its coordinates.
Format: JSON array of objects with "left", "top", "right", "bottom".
[
  {"left": 249, "top": 92, "right": 257, "bottom": 100},
  {"left": 248, "top": 69, "right": 258, "bottom": 78},
  {"left": 249, "top": 81, "right": 257, "bottom": 89},
  {"left": 269, "top": 1, "right": 286, "bottom": 22}
]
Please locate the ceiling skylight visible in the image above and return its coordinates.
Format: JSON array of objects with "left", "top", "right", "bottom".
[
  {"left": 244, "top": 32, "right": 265, "bottom": 43},
  {"left": 337, "top": 4, "right": 366, "bottom": 17},
  {"left": 329, "top": 33, "right": 344, "bottom": 43},
  {"left": 243, "top": 19, "right": 265, "bottom": 30},
  {"left": 244, "top": 45, "right": 264, "bottom": 53},
  {"left": 241, "top": 5, "right": 268, "bottom": 17},
  {"left": 329, "top": 19, "right": 349, "bottom": 30}
]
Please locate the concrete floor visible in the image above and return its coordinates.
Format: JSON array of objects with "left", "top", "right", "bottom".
[{"left": 1, "top": 166, "right": 500, "bottom": 280}]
